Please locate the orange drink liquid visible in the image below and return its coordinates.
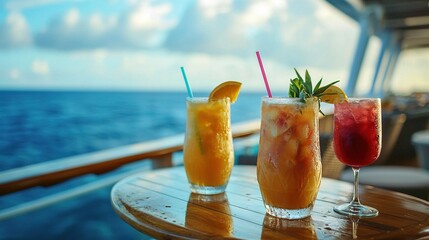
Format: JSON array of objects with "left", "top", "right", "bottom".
[
  {"left": 261, "top": 215, "right": 316, "bottom": 239},
  {"left": 183, "top": 97, "right": 234, "bottom": 195},
  {"left": 185, "top": 193, "right": 233, "bottom": 237},
  {"left": 257, "top": 97, "right": 322, "bottom": 219}
]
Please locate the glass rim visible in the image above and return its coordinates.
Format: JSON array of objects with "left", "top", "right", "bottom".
[
  {"left": 343, "top": 98, "right": 381, "bottom": 102},
  {"left": 261, "top": 96, "right": 318, "bottom": 104},
  {"left": 261, "top": 96, "right": 300, "bottom": 99},
  {"left": 186, "top": 97, "right": 208, "bottom": 102},
  {"left": 186, "top": 97, "right": 230, "bottom": 103},
  {"left": 262, "top": 97, "right": 302, "bottom": 101}
]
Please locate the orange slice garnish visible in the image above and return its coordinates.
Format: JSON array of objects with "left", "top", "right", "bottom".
[
  {"left": 320, "top": 85, "right": 348, "bottom": 104},
  {"left": 209, "top": 81, "right": 242, "bottom": 103}
]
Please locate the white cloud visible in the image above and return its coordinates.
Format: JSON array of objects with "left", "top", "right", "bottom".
[
  {"left": 32, "top": 60, "right": 50, "bottom": 75},
  {"left": 120, "top": 1, "right": 176, "bottom": 47},
  {"left": 241, "top": 0, "right": 287, "bottom": 26},
  {"left": 64, "top": 8, "right": 80, "bottom": 27},
  {"left": 165, "top": 0, "right": 358, "bottom": 69},
  {"left": 34, "top": 0, "right": 177, "bottom": 50},
  {"left": 199, "top": 0, "right": 233, "bottom": 18},
  {"left": 4, "top": 0, "right": 84, "bottom": 11},
  {"left": 9, "top": 69, "right": 21, "bottom": 79},
  {"left": 35, "top": 8, "right": 113, "bottom": 49},
  {"left": 0, "top": 12, "right": 32, "bottom": 48},
  {"left": 6, "top": 0, "right": 357, "bottom": 71},
  {"left": 127, "top": 1, "right": 174, "bottom": 30}
]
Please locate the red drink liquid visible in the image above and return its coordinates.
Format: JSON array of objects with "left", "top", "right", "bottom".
[{"left": 333, "top": 99, "right": 381, "bottom": 168}]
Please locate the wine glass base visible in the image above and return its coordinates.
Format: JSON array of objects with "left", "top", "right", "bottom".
[{"left": 334, "top": 202, "right": 379, "bottom": 217}]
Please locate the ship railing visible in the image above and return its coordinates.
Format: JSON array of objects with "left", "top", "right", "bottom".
[{"left": 0, "top": 120, "right": 262, "bottom": 196}]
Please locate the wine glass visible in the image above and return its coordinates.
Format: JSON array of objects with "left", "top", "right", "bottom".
[{"left": 333, "top": 98, "right": 381, "bottom": 217}]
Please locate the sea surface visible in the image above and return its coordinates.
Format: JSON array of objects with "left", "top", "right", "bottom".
[
  {"left": 0, "top": 90, "right": 264, "bottom": 239},
  {"left": 0, "top": 90, "right": 263, "bottom": 171}
]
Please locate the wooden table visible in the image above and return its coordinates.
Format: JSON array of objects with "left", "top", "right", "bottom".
[{"left": 111, "top": 166, "right": 429, "bottom": 239}]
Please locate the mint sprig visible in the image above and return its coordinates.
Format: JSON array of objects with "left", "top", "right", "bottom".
[{"left": 288, "top": 68, "right": 339, "bottom": 115}]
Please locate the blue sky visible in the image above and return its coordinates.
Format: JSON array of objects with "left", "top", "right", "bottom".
[{"left": 0, "top": 0, "right": 427, "bottom": 94}]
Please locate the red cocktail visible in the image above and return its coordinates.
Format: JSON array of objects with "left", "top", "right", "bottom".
[
  {"left": 333, "top": 98, "right": 381, "bottom": 217},
  {"left": 334, "top": 99, "right": 381, "bottom": 168}
]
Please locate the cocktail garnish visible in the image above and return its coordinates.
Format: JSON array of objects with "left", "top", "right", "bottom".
[
  {"left": 288, "top": 68, "right": 346, "bottom": 115},
  {"left": 320, "top": 85, "right": 348, "bottom": 104},
  {"left": 209, "top": 81, "right": 242, "bottom": 103}
]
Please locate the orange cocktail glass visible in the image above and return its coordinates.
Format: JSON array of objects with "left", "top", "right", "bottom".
[
  {"left": 183, "top": 97, "right": 234, "bottom": 195},
  {"left": 257, "top": 97, "right": 322, "bottom": 219}
]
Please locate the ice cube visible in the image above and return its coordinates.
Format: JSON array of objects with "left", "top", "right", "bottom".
[
  {"left": 297, "top": 124, "right": 310, "bottom": 141},
  {"left": 284, "top": 139, "right": 299, "bottom": 161},
  {"left": 269, "top": 125, "right": 279, "bottom": 138}
]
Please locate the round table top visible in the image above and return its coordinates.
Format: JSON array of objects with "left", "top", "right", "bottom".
[{"left": 111, "top": 166, "right": 429, "bottom": 239}]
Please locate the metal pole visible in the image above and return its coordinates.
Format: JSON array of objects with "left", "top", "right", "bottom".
[
  {"left": 346, "top": 14, "right": 371, "bottom": 96},
  {"left": 369, "top": 31, "right": 390, "bottom": 96},
  {"left": 380, "top": 42, "right": 401, "bottom": 96},
  {"left": 345, "top": 5, "right": 382, "bottom": 96}
]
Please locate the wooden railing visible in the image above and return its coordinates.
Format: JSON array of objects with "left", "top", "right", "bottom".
[{"left": 0, "top": 120, "right": 261, "bottom": 195}]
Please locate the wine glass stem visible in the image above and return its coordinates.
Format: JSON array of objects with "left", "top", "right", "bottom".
[{"left": 351, "top": 167, "right": 361, "bottom": 206}]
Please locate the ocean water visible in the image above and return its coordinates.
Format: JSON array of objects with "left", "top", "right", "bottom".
[
  {"left": 0, "top": 90, "right": 264, "bottom": 239},
  {"left": 0, "top": 90, "right": 263, "bottom": 171}
]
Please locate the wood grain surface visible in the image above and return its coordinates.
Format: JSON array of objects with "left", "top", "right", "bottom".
[{"left": 111, "top": 166, "right": 429, "bottom": 239}]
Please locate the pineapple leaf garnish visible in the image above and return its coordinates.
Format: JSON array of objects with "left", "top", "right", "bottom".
[{"left": 288, "top": 68, "right": 340, "bottom": 115}]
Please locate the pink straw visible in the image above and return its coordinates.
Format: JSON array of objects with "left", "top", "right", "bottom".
[{"left": 256, "top": 51, "right": 272, "bottom": 98}]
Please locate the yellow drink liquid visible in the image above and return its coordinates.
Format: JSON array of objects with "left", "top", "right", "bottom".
[
  {"left": 183, "top": 97, "right": 234, "bottom": 194},
  {"left": 257, "top": 97, "right": 322, "bottom": 219}
]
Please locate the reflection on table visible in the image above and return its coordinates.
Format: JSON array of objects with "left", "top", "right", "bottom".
[{"left": 185, "top": 193, "right": 233, "bottom": 237}]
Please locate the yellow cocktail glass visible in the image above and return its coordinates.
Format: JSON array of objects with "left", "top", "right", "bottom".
[{"left": 183, "top": 97, "right": 234, "bottom": 194}]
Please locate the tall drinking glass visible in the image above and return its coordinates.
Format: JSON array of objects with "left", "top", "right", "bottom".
[
  {"left": 333, "top": 98, "right": 381, "bottom": 217},
  {"left": 257, "top": 97, "right": 322, "bottom": 219},
  {"left": 183, "top": 97, "right": 234, "bottom": 195}
]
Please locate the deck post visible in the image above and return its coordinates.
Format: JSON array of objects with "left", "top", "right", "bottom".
[
  {"left": 379, "top": 41, "right": 401, "bottom": 97},
  {"left": 369, "top": 31, "right": 391, "bottom": 96},
  {"left": 151, "top": 153, "right": 174, "bottom": 169},
  {"left": 346, "top": 5, "right": 382, "bottom": 96}
]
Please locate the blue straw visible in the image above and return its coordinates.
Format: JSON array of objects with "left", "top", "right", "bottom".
[{"left": 180, "top": 66, "right": 193, "bottom": 98}]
